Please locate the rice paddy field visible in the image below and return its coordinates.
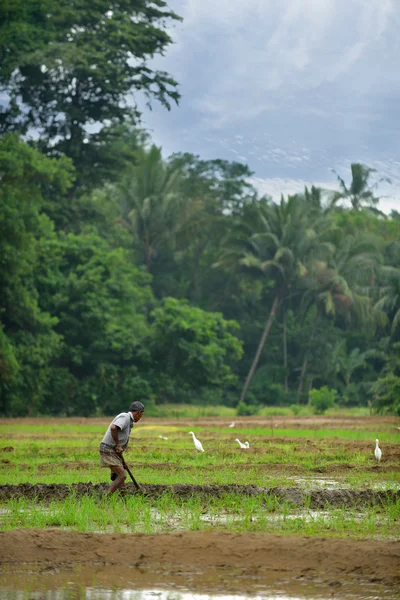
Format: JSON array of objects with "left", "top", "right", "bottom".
[{"left": 1, "top": 411, "right": 400, "bottom": 599}]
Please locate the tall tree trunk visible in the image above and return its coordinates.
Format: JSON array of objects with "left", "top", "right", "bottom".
[
  {"left": 283, "top": 311, "right": 288, "bottom": 393},
  {"left": 297, "top": 355, "right": 309, "bottom": 405},
  {"left": 297, "top": 314, "right": 319, "bottom": 404},
  {"left": 240, "top": 293, "right": 280, "bottom": 404}
]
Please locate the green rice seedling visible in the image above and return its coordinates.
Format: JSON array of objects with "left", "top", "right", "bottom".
[
  {"left": 383, "top": 497, "right": 400, "bottom": 525},
  {"left": 262, "top": 494, "right": 285, "bottom": 513},
  {"left": 1, "top": 493, "right": 399, "bottom": 539}
]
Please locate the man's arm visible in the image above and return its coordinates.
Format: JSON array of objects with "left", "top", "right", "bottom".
[{"left": 110, "top": 424, "right": 123, "bottom": 454}]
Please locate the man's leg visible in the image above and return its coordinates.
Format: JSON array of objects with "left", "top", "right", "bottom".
[{"left": 107, "top": 465, "right": 126, "bottom": 495}]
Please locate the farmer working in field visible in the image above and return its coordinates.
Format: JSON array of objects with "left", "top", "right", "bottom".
[{"left": 100, "top": 401, "right": 145, "bottom": 495}]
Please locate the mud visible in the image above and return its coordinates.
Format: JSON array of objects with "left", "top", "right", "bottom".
[
  {"left": 2, "top": 414, "right": 398, "bottom": 427},
  {"left": 1, "top": 529, "right": 399, "bottom": 595},
  {"left": 1, "top": 482, "right": 399, "bottom": 509}
]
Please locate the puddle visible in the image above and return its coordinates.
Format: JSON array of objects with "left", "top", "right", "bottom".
[
  {"left": 287, "top": 477, "right": 399, "bottom": 492},
  {"left": 1, "top": 591, "right": 397, "bottom": 600},
  {"left": 0, "top": 505, "right": 383, "bottom": 535},
  {"left": 287, "top": 477, "right": 340, "bottom": 489},
  {"left": 0, "top": 566, "right": 398, "bottom": 600}
]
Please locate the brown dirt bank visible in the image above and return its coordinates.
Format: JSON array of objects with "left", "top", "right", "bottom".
[
  {"left": 1, "top": 483, "right": 399, "bottom": 508},
  {"left": 1, "top": 529, "right": 399, "bottom": 591},
  {"left": 1, "top": 414, "right": 399, "bottom": 429}
]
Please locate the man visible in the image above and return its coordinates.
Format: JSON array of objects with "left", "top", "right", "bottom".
[{"left": 100, "top": 401, "right": 144, "bottom": 495}]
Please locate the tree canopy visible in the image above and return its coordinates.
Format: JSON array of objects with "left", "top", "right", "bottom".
[{"left": 1, "top": 2, "right": 400, "bottom": 416}]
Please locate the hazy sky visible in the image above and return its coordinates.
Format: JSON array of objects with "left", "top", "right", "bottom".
[{"left": 139, "top": 0, "right": 400, "bottom": 214}]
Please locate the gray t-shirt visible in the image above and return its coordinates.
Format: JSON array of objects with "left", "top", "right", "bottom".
[{"left": 101, "top": 412, "right": 134, "bottom": 449}]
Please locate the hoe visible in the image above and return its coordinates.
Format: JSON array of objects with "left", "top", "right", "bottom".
[{"left": 110, "top": 453, "right": 141, "bottom": 491}]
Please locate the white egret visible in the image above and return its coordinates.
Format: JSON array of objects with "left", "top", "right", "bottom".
[
  {"left": 374, "top": 439, "right": 382, "bottom": 461},
  {"left": 158, "top": 435, "right": 168, "bottom": 440},
  {"left": 244, "top": 441, "right": 250, "bottom": 448},
  {"left": 228, "top": 421, "right": 235, "bottom": 428},
  {"left": 189, "top": 431, "right": 204, "bottom": 452},
  {"left": 235, "top": 439, "right": 247, "bottom": 449}
]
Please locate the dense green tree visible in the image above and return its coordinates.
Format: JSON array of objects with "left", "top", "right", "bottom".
[
  {"left": 169, "top": 153, "right": 258, "bottom": 215},
  {"left": 371, "top": 343, "right": 400, "bottom": 416},
  {"left": 0, "top": 134, "right": 73, "bottom": 415},
  {"left": 0, "top": 0, "right": 181, "bottom": 189},
  {"left": 117, "top": 145, "right": 188, "bottom": 275},
  {"left": 147, "top": 297, "right": 243, "bottom": 402},
  {"left": 374, "top": 267, "right": 400, "bottom": 338},
  {"left": 1, "top": 119, "right": 400, "bottom": 416},
  {"left": 297, "top": 232, "right": 381, "bottom": 402},
  {"left": 217, "top": 195, "right": 329, "bottom": 403},
  {"left": 37, "top": 232, "right": 154, "bottom": 415}
]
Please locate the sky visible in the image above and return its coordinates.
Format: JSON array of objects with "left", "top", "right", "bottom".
[{"left": 139, "top": 0, "right": 400, "bottom": 214}]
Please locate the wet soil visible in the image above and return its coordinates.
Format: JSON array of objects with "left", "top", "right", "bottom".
[
  {"left": 1, "top": 529, "right": 399, "bottom": 593},
  {"left": 1, "top": 482, "right": 399, "bottom": 508}
]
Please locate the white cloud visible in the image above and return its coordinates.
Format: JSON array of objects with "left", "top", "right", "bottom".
[
  {"left": 165, "top": 0, "right": 397, "bottom": 130},
  {"left": 141, "top": 0, "right": 400, "bottom": 210}
]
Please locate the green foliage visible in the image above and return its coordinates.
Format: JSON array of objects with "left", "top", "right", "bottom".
[
  {"left": 0, "top": 0, "right": 181, "bottom": 189},
  {"left": 117, "top": 144, "right": 198, "bottom": 282},
  {"left": 371, "top": 343, "right": 400, "bottom": 416},
  {"left": 332, "top": 163, "right": 388, "bottom": 211},
  {"left": 371, "top": 374, "right": 400, "bottom": 416},
  {"left": 310, "top": 386, "right": 337, "bottom": 414},
  {"left": 39, "top": 232, "right": 154, "bottom": 415},
  {"left": 236, "top": 401, "right": 259, "bottom": 416},
  {"left": 1, "top": 15, "right": 400, "bottom": 421},
  {"left": 0, "top": 135, "right": 73, "bottom": 415},
  {"left": 148, "top": 297, "right": 243, "bottom": 401}
]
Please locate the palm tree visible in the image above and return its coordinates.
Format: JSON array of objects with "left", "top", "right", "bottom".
[
  {"left": 118, "top": 145, "right": 195, "bottom": 273},
  {"left": 332, "top": 163, "right": 389, "bottom": 212},
  {"left": 297, "top": 233, "right": 380, "bottom": 402},
  {"left": 217, "top": 195, "right": 328, "bottom": 404},
  {"left": 331, "top": 341, "right": 379, "bottom": 387},
  {"left": 374, "top": 266, "right": 400, "bottom": 338}
]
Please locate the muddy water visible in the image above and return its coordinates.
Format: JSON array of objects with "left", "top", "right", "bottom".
[
  {"left": 0, "top": 505, "right": 391, "bottom": 537},
  {"left": 1, "top": 589, "right": 398, "bottom": 600},
  {"left": 0, "top": 566, "right": 398, "bottom": 600}
]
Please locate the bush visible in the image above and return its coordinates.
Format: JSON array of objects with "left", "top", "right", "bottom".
[
  {"left": 371, "top": 374, "right": 400, "bottom": 416},
  {"left": 309, "top": 386, "right": 337, "bottom": 414},
  {"left": 236, "top": 401, "right": 259, "bottom": 416}
]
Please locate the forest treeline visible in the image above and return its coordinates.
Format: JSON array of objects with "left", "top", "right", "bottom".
[{"left": 1, "top": 0, "right": 399, "bottom": 416}]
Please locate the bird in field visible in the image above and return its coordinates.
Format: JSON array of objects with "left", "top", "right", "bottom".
[
  {"left": 228, "top": 421, "right": 235, "bottom": 428},
  {"left": 189, "top": 431, "right": 204, "bottom": 452},
  {"left": 244, "top": 441, "right": 250, "bottom": 448},
  {"left": 235, "top": 439, "right": 247, "bottom": 449},
  {"left": 158, "top": 435, "right": 168, "bottom": 440},
  {"left": 374, "top": 439, "right": 382, "bottom": 461}
]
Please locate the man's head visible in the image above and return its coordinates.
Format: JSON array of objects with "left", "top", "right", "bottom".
[{"left": 129, "top": 401, "right": 145, "bottom": 422}]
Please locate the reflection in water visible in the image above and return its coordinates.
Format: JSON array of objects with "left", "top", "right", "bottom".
[
  {"left": 87, "top": 593, "right": 311, "bottom": 600},
  {"left": 0, "top": 591, "right": 331, "bottom": 600},
  {"left": 1, "top": 567, "right": 397, "bottom": 600},
  {"left": 1, "top": 588, "right": 396, "bottom": 600}
]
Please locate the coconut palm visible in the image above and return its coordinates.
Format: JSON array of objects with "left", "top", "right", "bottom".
[
  {"left": 331, "top": 340, "right": 379, "bottom": 387},
  {"left": 217, "top": 195, "right": 329, "bottom": 404},
  {"left": 118, "top": 145, "right": 195, "bottom": 273},
  {"left": 373, "top": 266, "right": 400, "bottom": 338},
  {"left": 297, "top": 233, "right": 380, "bottom": 402},
  {"left": 332, "top": 163, "right": 389, "bottom": 212}
]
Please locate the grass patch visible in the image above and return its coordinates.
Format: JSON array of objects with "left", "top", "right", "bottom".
[{"left": 1, "top": 415, "right": 399, "bottom": 488}]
